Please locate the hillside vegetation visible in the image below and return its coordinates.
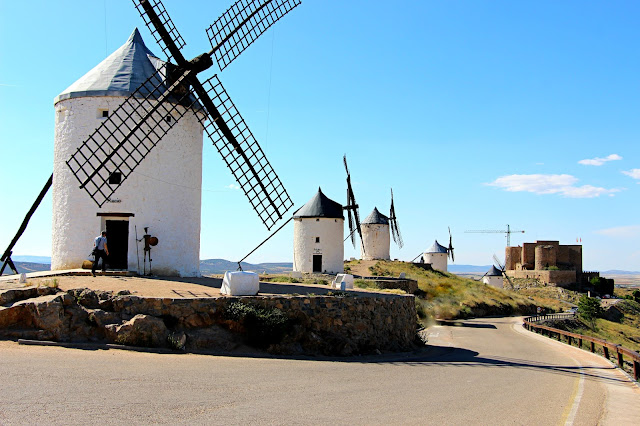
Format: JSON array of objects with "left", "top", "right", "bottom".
[
  {"left": 548, "top": 299, "right": 640, "bottom": 353},
  {"left": 344, "top": 260, "right": 566, "bottom": 323}
]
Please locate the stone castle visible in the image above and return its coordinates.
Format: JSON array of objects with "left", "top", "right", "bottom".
[{"left": 505, "top": 240, "right": 596, "bottom": 287}]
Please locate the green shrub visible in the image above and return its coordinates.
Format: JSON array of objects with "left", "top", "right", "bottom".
[
  {"left": 578, "top": 295, "right": 603, "bottom": 329},
  {"left": 225, "top": 302, "right": 291, "bottom": 347}
]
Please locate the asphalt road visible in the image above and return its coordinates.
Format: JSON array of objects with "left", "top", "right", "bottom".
[{"left": 0, "top": 317, "right": 638, "bottom": 425}]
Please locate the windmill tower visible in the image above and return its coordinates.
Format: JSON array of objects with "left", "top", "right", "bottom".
[
  {"left": 52, "top": 1, "right": 299, "bottom": 276},
  {"left": 360, "top": 189, "right": 403, "bottom": 260},
  {"left": 293, "top": 188, "right": 344, "bottom": 274},
  {"left": 52, "top": 29, "right": 203, "bottom": 276},
  {"left": 482, "top": 265, "right": 504, "bottom": 288},
  {"left": 360, "top": 208, "right": 390, "bottom": 260},
  {"left": 423, "top": 228, "right": 454, "bottom": 272},
  {"left": 423, "top": 241, "right": 449, "bottom": 272}
]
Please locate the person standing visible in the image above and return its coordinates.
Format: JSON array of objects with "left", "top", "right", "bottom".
[{"left": 92, "top": 231, "right": 109, "bottom": 276}]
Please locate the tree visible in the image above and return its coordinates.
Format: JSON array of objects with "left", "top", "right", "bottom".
[
  {"left": 633, "top": 290, "right": 640, "bottom": 303},
  {"left": 577, "top": 295, "right": 603, "bottom": 329}
]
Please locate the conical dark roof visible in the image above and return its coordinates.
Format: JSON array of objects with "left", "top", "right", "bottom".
[
  {"left": 426, "top": 240, "right": 448, "bottom": 254},
  {"left": 486, "top": 265, "right": 503, "bottom": 276},
  {"left": 55, "top": 28, "right": 162, "bottom": 103},
  {"left": 362, "top": 207, "right": 389, "bottom": 225},
  {"left": 293, "top": 188, "right": 344, "bottom": 219}
]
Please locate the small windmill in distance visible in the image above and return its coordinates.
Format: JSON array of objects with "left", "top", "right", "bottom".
[
  {"left": 481, "top": 254, "right": 515, "bottom": 289},
  {"left": 360, "top": 188, "right": 403, "bottom": 261}
]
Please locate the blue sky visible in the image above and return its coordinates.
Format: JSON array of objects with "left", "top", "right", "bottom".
[{"left": 1, "top": 1, "right": 638, "bottom": 270}]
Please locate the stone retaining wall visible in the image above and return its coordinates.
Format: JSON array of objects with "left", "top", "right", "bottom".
[{"left": 0, "top": 288, "right": 417, "bottom": 356}]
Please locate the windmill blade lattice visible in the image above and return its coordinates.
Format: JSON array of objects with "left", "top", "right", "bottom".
[
  {"left": 68, "top": 0, "right": 298, "bottom": 228},
  {"left": 343, "top": 155, "right": 363, "bottom": 250},
  {"left": 133, "top": 0, "right": 186, "bottom": 63},
  {"left": 196, "top": 75, "right": 293, "bottom": 229},
  {"left": 207, "top": 0, "right": 301, "bottom": 71},
  {"left": 66, "top": 64, "right": 199, "bottom": 207},
  {"left": 389, "top": 188, "right": 403, "bottom": 249},
  {"left": 448, "top": 226, "right": 455, "bottom": 262}
]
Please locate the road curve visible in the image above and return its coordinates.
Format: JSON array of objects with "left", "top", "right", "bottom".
[{"left": 0, "top": 317, "right": 638, "bottom": 425}]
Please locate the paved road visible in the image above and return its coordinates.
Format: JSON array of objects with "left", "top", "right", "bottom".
[{"left": 0, "top": 317, "right": 638, "bottom": 425}]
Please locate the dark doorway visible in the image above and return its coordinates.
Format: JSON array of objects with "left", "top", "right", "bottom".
[
  {"left": 312, "top": 255, "right": 322, "bottom": 273},
  {"left": 106, "top": 220, "right": 129, "bottom": 270}
]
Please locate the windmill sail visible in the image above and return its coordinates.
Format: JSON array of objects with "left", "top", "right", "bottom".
[
  {"left": 389, "top": 188, "right": 403, "bottom": 249},
  {"left": 66, "top": 0, "right": 297, "bottom": 228},
  {"left": 343, "top": 155, "right": 363, "bottom": 250},
  {"left": 207, "top": 0, "right": 302, "bottom": 70},
  {"left": 133, "top": 0, "right": 186, "bottom": 63},
  {"left": 195, "top": 75, "right": 293, "bottom": 229}
]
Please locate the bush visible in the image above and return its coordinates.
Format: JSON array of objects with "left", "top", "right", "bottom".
[
  {"left": 578, "top": 295, "right": 603, "bottom": 329},
  {"left": 225, "top": 302, "right": 291, "bottom": 347}
]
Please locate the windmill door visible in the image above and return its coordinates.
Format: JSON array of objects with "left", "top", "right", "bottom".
[
  {"left": 106, "top": 220, "right": 129, "bottom": 270},
  {"left": 312, "top": 255, "right": 322, "bottom": 273}
]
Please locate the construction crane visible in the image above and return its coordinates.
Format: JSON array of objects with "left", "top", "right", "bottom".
[{"left": 465, "top": 224, "right": 525, "bottom": 247}]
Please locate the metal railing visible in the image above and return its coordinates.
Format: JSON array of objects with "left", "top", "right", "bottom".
[
  {"left": 523, "top": 315, "right": 640, "bottom": 381},
  {"left": 526, "top": 312, "right": 576, "bottom": 322}
]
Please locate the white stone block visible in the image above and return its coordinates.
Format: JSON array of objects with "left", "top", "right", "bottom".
[
  {"left": 221, "top": 271, "right": 260, "bottom": 296},
  {"left": 290, "top": 271, "right": 302, "bottom": 279},
  {"left": 19, "top": 273, "right": 27, "bottom": 284},
  {"left": 332, "top": 273, "right": 354, "bottom": 290}
]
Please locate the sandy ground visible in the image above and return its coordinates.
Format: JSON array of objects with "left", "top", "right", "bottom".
[{"left": 0, "top": 272, "right": 389, "bottom": 299}]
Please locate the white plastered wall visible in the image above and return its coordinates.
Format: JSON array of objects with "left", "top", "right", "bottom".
[
  {"left": 482, "top": 275, "right": 504, "bottom": 288},
  {"left": 424, "top": 252, "right": 447, "bottom": 272},
  {"left": 293, "top": 217, "right": 344, "bottom": 274},
  {"left": 361, "top": 223, "right": 390, "bottom": 260},
  {"left": 52, "top": 96, "right": 203, "bottom": 276}
]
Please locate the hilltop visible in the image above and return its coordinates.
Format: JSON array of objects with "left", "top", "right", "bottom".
[{"left": 344, "top": 260, "right": 566, "bottom": 323}]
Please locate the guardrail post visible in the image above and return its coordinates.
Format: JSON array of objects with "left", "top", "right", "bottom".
[
  {"left": 616, "top": 349, "right": 624, "bottom": 368},
  {"left": 590, "top": 342, "right": 595, "bottom": 353},
  {"left": 557, "top": 332, "right": 562, "bottom": 342},
  {"left": 567, "top": 336, "right": 572, "bottom": 346},
  {"left": 578, "top": 338, "right": 582, "bottom": 349},
  {"left": 603, "top": 346, "right": 609, "bottom": 359},
  {"left": 634, "top": 360, "right": 639, "bottom": 381}
]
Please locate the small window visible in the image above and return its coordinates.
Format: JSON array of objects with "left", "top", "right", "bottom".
[
  {"left": 108, "top": 172, "right": 122, "bottom": 185},
  {"left": 316, "top": 218, "right": 319, "bottom": 222},
  {"left": 98, "top": 109, "right": 109, "bottom": 119},
  {"left": 315, "top": 237, "right": 320, "bottom": 243},
  {"left": 165, "top": 115, "right": 173, "bottom": 124}
]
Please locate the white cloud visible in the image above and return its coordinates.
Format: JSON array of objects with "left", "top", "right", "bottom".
[
  {"left": 225, "top": 184, "right": 240, "bottom": 190},
  {"left": 578, "top": 154, "right": 622, "bottom": 166},
  {"left": 595, "top": 225, "right": 640, "bottom": 238},
  {"left": 622, "top": 169, "right": 640, "bottom": 181},
  {"left": 487, "top": 174, "right": 620, "bottom": 198}
]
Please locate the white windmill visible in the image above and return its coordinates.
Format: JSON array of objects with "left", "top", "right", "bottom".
[
  {"left": 50, "top": 1, "right": 300, "bottom": 276},
  {"left": 360, "top": 189, "right": 403, "bottom": 260},
  {"left": 292, "top": 188, "right": 344, "bottom": 274}
]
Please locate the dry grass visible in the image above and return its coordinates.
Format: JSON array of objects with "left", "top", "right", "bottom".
[{"left": 345, "top": 260, "right": 563, "bottom": 322}]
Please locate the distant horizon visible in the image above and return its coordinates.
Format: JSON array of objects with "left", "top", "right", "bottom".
[{"left": 10, "top": 255, "right": 638, "bottom": 274}]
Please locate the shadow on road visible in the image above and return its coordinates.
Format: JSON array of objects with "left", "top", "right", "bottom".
[{"left": 435, "top": 320, "right": 497, "bottom": 329}]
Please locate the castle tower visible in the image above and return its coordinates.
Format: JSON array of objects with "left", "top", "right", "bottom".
[
  {"left": 360, "top": 207, "right": 390, "bottom": 260},
  {"left": 52, "top": 29, "right": 203, "bottom": 276},
  {"left": 424, "top": 240, "right": 448, "bottom": 272},
  {"left": 482, "top": 265, "right": 504, "bottom": 288},
  {"left": 293, "top": 188, "right": 344, "bottom": 274}
]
